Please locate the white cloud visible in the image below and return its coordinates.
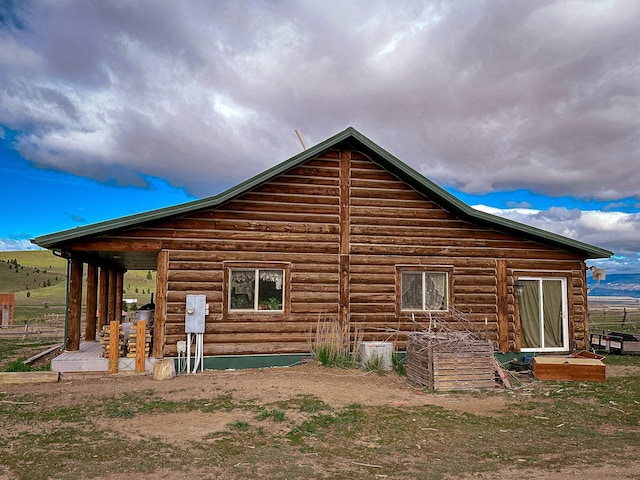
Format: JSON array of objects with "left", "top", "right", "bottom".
[
  {"left": 0, "top": 239, "right": 42, "bottom": 252},
  {"left": 472, "top": 204, "right": 640, "bottom": 268}
]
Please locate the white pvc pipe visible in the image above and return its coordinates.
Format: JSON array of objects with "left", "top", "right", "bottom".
[
  {"left": 192, "top": 332, "right": 204, "bottom": 373},
  {"left": 186, "top": 333, "right": 192, "bottom": 374}
]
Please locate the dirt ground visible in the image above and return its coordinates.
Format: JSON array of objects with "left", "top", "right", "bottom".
[{"left": 3, "top": 362, "right": 640, "bottom": 479}]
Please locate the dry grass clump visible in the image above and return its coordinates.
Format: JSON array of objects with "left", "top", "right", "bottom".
[{"left": 308, "top": 316, "right": 362, "bottom": 368}]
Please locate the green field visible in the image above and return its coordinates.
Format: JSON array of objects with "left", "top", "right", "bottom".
[{"left": 0, "top": 250, "right": 156, "bottom": 323}]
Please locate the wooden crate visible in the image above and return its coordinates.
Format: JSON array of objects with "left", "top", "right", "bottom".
[
  {"left": 407, "top": 335, "right": 495, "bottom": 391},
  {"left": 532, "top": 356, "right": 606, "bottom": 382}
]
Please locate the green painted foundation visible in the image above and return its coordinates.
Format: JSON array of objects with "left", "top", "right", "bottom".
[
  {"left": 171, "top": 351, "right": 542, "bottom": 372},
  {"left": 174, "top": 353, "right": 312, "bottom": 372},
  {"left": 495, "top": 351, "right": 527, "bottom": 364}
]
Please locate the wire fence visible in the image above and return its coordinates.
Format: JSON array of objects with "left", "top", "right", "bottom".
[
  {"left": 0, "top": 314, "right": 65, "bottom": 339},
  {"left": 588, "top": 307, "right": 640, "bottom": 332}
]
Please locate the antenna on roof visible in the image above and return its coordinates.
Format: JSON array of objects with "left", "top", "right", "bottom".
[{"left": 295, "top": 129, "right": 308, "bottom": 150}]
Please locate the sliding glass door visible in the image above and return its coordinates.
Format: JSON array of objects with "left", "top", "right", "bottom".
[{"left": 519, "top": 277, "right": 569, "bottom": 352}]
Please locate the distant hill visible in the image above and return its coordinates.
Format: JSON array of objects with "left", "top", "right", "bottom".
[
  {"left": 589, "top": 273, "right": 640, "bottom": 298},
  {"left": 0, "top": 250, "right": 156, "bottom": 323},
  {"left": 0, "top": 250, "right": 67, "bottom": 296}
]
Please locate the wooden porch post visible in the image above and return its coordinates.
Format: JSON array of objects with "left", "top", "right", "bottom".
[
  {"left": 85, "top": 264, "right": 98, "bottom": 342},
  {"left": 98, "top": 267, "right": 109, "bottom": 332},
  {"left": 67, "top": 258, "right": 83, "bottom": 351},
  {"left": 108, "top": 269, "right": 117, "bottom": 324},
  {"left": 115, "top": 270, "right": 124, "bottom": 323},
  {"left": 153, "top": 250, "right": 168, "bottom": 358}
]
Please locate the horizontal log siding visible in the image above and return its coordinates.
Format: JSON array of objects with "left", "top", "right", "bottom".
[
  {"left": 160, "top": 154, "right": 342, "bottom": 356},
  {"left": 348, "top": 152, "right": 588, "bottom": 349},
  {"left": 67, "top": 147, "right": 589, "bottom": 356}
]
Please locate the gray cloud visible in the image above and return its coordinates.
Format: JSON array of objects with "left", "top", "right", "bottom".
[{"left": 1, "top": 0, "right": 637, "bottom": 200}]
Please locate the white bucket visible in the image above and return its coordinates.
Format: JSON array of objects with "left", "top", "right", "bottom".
[{"left": 358, "top": 341, "right": 393, "bottom": 371}]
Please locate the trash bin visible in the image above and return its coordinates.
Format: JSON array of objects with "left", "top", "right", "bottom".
[{"left": 137, "top": 298, "right": 155, "bottom": 330}]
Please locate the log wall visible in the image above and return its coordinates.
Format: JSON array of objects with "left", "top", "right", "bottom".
[
  {"left": 158, "top": 153, "right": 342, "bottom": 356},
  {"left": 65, "top": 146, "right": 589, "bottom": 356},
  {"left": 347, "top": 152, "right": 586, "bottom": 352}
]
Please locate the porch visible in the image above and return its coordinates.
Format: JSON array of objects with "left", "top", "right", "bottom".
[{"left": 51, "top": 341, "right": 156, "bottom": 374}]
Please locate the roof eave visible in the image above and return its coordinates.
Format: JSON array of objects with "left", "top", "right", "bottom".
[
  {"left": 31, "top": 126, "right": 614, "bottom": 260},
  {"left": 348, "top": 130, "right": 613, "bottom": 260},
  {"left": 32, "top": 127, "right": 358, "bottom": 249}
]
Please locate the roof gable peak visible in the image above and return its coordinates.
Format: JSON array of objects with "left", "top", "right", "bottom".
[{"left": 32, "top": 127, "right": 612, "bottom": 259}]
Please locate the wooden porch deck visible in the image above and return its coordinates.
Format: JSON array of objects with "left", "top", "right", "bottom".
[{"left": 51, "top": 341, "right": 156, "bottom": 374}]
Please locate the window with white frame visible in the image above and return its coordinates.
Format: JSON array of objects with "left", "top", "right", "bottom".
[
  {"left": 400, "top": 271, "right": 448, "bottom": 311},
  {"left": 229, "top": 268, "right": 284, "bottom": 312}
]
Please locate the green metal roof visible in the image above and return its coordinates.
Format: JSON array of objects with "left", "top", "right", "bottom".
[{"left": 32, "top": 126, "right": 613, "bottom": 259}]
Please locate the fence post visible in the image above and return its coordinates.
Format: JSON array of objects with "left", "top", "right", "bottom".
[{"left": 108, "top": 321, "right": 120, "bottom": 374}]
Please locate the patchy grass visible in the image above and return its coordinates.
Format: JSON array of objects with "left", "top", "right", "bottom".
[
  {"left": 0, "top": 353, "right": 639, "bottom": 479},
  {"left": 3, "top": 360, "right": 50, "bottom": 372},
  {"left": 362, "top": 354, "right": 387, "bottom": 374},
  {"left": 0, "top": 338, "right": 60, "bottom": 370},
  {"left": 227, "top": 420, "right": 251, "bottom": 431},
  {"left": 297, "top": 395, "right": 332, "bottom": 413},
  {"left": 392, "top": 350, "right": 406, "bottom": 375},
  {"left": 256, "top": 407, "right": 286, "bottom": 422}
]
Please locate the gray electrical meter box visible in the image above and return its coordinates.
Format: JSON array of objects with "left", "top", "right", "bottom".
[{"left": 185, "top": 294, "right": 206, "bottom": 333}]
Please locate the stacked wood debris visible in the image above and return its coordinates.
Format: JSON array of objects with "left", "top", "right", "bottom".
[
  {"left": 406, "top": 331, "right": 496, "bottom": 391},
  {"left": 399, "top": 308, "right": 500, "bottom": 391},
  {"left": 99, "top": 323, "right": 125, "bottom": 358},
  {"left": 127, "top": 325, "right": 151, "bottom": 358}
]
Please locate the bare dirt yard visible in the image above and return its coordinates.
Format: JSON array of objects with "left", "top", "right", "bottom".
[{"left": 2, "top": 361, "right": 639, "bottom": 480}]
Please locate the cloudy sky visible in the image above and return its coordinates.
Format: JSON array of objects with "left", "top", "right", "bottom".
[{"left": 1, "top": 0, "right": 638, "bottom": 275}]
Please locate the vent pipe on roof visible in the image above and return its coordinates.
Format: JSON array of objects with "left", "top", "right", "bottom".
[{"left": 295, "top": 129, "right": 308, "bottom": 150}]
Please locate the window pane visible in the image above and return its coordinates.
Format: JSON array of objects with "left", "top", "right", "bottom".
[
  {"left": 542, "top": 280, "right": 563, "bottom": 348},
  {"left": 230, "top": 270, "right": 255, "bottom": 310},
  {"left": 520, "top": 280, "right": 541, "bottom": 348},
  {"left": 257, "top": 269, "right": 284, "bottom": 310},
  {"left": 425, "top": 273, "right": 447, "bottom": 310},
  {"left": 401, "top": 272, "right": 423, "bottom": 310}
]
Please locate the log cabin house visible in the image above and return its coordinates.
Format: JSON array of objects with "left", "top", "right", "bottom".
[{"left": 32, "top": 127, "right": 613, "bottom": 370}]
